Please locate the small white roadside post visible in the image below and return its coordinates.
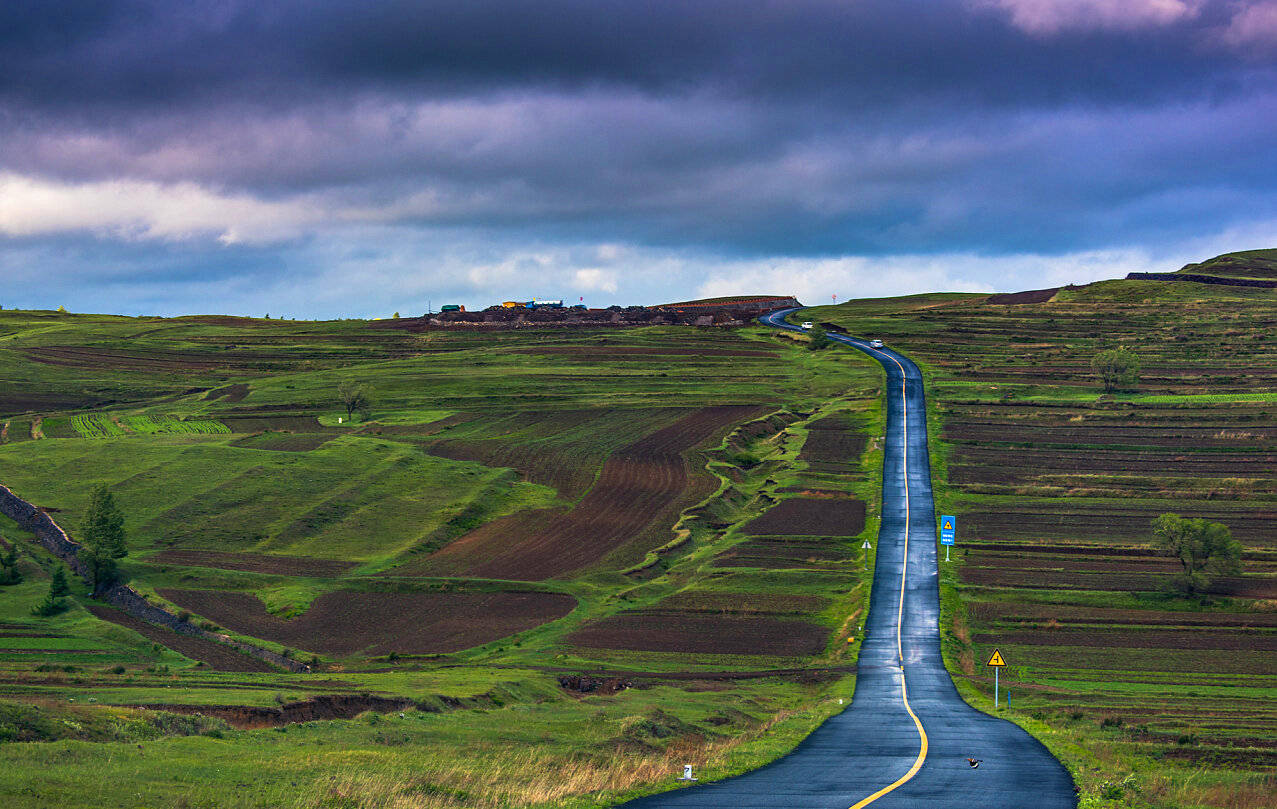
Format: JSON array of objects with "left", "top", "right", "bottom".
[
  {"left": 861, "top": 538, "right": 872, "bottom": 570},
  {"left": 678, "top": 765, "right": 697, "bottom": 782}
]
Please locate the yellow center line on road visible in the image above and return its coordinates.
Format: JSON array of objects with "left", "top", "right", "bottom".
[{"left": 847, "top": 350, "right": 929, "bottom": 809}]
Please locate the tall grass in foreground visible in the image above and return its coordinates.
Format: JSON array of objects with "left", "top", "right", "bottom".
[{"left": 296, "top": 711, "right": 800, "bottom": 809}]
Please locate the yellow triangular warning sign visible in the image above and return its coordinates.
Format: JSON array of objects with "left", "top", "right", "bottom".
[
  {"left": 943, "top": 520, "right": 952, "bottom": 531},
  {"left": 987, "top": 649, "right": 1006, "bottom": 667}
]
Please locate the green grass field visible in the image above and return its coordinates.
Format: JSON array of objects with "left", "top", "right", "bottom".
[
  {"left": 3, "top": 272, "right": 1270, "bottom": 808},
  {"left": 0, "top": 309, "right": 883, "bottom": 806}
]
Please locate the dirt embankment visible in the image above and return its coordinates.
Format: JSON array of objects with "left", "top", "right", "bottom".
[{"left": 147, "top": 694, "right": 417, "bottom": 729}]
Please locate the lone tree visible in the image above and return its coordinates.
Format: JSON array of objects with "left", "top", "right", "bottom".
[
  {"left": 337, "top": 380, "right": 373, "bottom": 421},
  {"left": 80, "top": 484, "right": 127, "bottom": 591},
  {"left": 1092, "top": 348, "right": 1139, "bottom": 392},
  {"left": 1151, "top": 513, "right": 1241, "bottom": 596},
  {"left": 807, "top": 324, "right": 831, "bottom": 351}
]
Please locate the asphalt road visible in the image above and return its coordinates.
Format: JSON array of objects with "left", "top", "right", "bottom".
[{"left": 618, "top": 309, "right": 1076, "bottom": 809}]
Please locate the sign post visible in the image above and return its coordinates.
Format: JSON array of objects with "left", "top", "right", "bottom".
[
  {"left": 939, "top": 515, "right": 956, "bottom": 561},
  {"left": 861, "top": 538, "right": 872, "bottom": 571},
  {"left": 987, "top": 649, "right": 1007, "bottom": 708}
]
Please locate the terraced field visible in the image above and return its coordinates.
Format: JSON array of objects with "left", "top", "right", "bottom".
[
  {"left": 810, "top": 276, "right": 1277, "bottom": 803},
  {"left": 0, "top": 307, "right": 883, "bottom": 807}
]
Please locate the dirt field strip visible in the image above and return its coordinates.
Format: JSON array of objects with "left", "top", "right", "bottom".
[
  {"left": 741, "top": 497, "right": 866, "bottom": 536},
  {"left": 425, "top": 405, "right": 768, "bottom": 580},
  {"left": 158, "top": 589, "right": 577, "bottom": 656}
]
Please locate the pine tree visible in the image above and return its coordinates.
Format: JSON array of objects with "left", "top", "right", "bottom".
[
  {"left": 31, "top": 574, "right": 68, "bottom": 617},
  {"left": 82, "top": 544, "right": 119, "bottom": 592},
  {"left": 82, "top": 484, "right": 127, "bottom": 560},
  {"left": 80, "top": 484, "right": 126, "bottom": 590},
  {"left": 49, "top": 566, "right": 71, "bottom": 598}
]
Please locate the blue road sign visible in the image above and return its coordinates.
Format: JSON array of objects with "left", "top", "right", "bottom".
[{"left": 939, "top": 515, "right": 956, "bottom": 546}]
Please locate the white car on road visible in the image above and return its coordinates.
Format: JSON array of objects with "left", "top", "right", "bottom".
[
  {"left": 869, "top": 339, "right": 885, "bottom": 348},
  {"left": 800, "top": 321, "right": 814, "bottom": 330}
]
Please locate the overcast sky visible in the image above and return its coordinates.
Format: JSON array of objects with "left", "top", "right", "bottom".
[{"left": 2, "top": 0, "right": 1275, "bottom": 317}]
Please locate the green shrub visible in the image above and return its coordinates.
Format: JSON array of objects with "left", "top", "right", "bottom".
[{"left": 31, "top": 593, "right": 67, "bottom": 617}]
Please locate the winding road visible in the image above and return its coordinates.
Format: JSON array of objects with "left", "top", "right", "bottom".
[{"left": 620, "top": 308, "right": 1076, "bottom": 809}]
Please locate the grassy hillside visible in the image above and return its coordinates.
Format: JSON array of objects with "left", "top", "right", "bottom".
[
  {"left": 1179, "top": 248, "right": 1277, "bottom": 280},
  {"left": 0, "top": 310, "right": 883, "bottom": 807},
  {"left": 807, "top": 277, "right": 1276, "bottom": 808}
]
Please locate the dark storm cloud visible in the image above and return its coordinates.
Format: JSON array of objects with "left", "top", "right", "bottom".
[
  {"left": 2, "top": 0, "right": 1276, "bottom": 315},
  {"left": 1, "top": 1, "right": 1261, "bottom": 112}
]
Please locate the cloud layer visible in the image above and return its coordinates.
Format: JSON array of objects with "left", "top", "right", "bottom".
[{"left": 1, "top": 1, "right": 1274, "bottom": 315}]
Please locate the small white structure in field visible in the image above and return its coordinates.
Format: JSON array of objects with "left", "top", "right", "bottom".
[{"left": 678, "top": 765, "right": 698, "bottom": 782}]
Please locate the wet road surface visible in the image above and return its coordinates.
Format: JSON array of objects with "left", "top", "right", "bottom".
[{"left": 618, "top": 309, "right": 1076, "bottom": 809}]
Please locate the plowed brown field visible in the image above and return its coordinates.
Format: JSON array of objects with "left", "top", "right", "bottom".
[
  {"left": 24, "top": 346, "right": 295, "bottom": 373},
  {"left": 653, "top": 591, "right": 830, "bottom": 615},
  {"left": 973, "top": 628, "right": 1277, "bottom": 651},
  {"left": 714, "top": 539, "right": 851, "bottom": 569},
  {"left": 421, "top": 409, "right": 682, "bottom": 499},
  {"left": 742, "top": 497, "right": 866, "bottom": 536},
  {"left": 567, "top": 611, "right": 829, "bottom": 656},
  {"left": 944, "top": 421, "right": 1276, "bottom": 448},
  {"left": 157, "top": 589, "right": 576, "bottom": 657},
  {"left": 418, "top": 405, "right": 766, "bottom": 580},
  {"left": 85, "top": 604, "right": 277, "bottom": 672},
  {"left": 512, "top": 346, "right": 778, "bottom": 358},
  {"left": 799, "top": 413, "right": 867, "bottom": 470}
]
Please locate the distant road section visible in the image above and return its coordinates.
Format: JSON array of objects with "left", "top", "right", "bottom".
[{"left": 619, "top": 308, "right": 1076, "bottom": 808}]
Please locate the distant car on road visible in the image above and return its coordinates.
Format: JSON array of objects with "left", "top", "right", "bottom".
[
  {"left": 800, "top": 321, "right": 814, "bottom": 330},
  {"left": 869, "top": 339, "right": 885, "bottom": 348}
]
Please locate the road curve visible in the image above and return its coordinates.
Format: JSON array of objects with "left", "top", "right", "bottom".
[{"left": 619, "top": 308, "right": 1076, "bottom": 809}]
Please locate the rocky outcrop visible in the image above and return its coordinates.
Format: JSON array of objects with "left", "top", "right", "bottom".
[{"left": 0, "top": 484, "right": 90, "bottom": 578}]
